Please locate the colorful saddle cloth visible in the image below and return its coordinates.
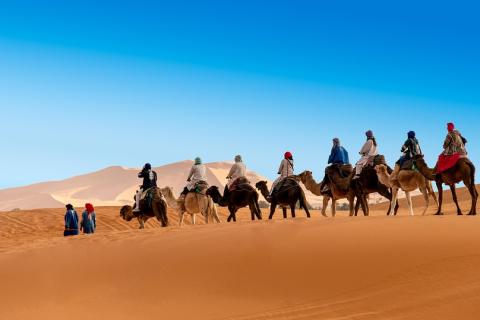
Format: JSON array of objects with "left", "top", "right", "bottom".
[{"left": 435, "top": 153, "right": 464, "bottom": 173}]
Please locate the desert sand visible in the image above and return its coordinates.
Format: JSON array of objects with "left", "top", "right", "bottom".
[{"left": 1, "top": 186, "right": 479, "bottom": 319}]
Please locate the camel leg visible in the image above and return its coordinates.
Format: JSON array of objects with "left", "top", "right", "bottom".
[
  {"left": 191, "top": 213, "right": 196, "bottom": 224},
  {"left": 204, "top": 210, "right": 209, "bottom": 224},
  {"left": 248, "top": 203, "right": 258, "bottom": 221},
  {"left": 389, "top": 187, "right": 398, "bottom": 216},
  {"left": 427, "top": 183, "right": 439, "bottom": 209},
  {"left": 268, "top": 202, "right": 277, "bottom": 220},
  {"left": 254, "top": 199, "right": 262, "bottom": 220},
  {"left": 321, "top": 196, "right": 329, "bottom": 217},
  {"left": 227, "top": 205, "right": 236, "bottom": 222},
  {"left": 178, "top": 211, "right": 185, "bottom": 226},
  {"left": 464, "top": 179, "right": 478, "bottom": 215},
  {"left": 360, "top": 195, "right": 369, "bottom": 216},
  {"left": 138, "top": 217, "right": 145, "bottom": 229},
  {"left": 290, "top": 204, "right": 296, "bottom": 218},
  {"left": 420, "top": 186, "right": 429, "bottom": 216},
  {"left": 282, "top": 207, "right": 287, "bottom": 219},
  {"left": 377, "top": 185, "right": 396, "bottom": 215},
  {"left": 331, "top": 199, "right": 336, "bottom": 217},
  {"left": 348, "top": 195, "right": 355, "bottom": 217},
  {"left": 405, "top": 191, "right": 414, "bottom": 216},
  {"left": 450, "top": 185, "right": 462, "bottom": 215},
  {"left": 435, "top": 181, "right": 444, "bottom": 215}
]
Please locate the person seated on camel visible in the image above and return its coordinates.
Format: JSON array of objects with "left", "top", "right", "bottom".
[
  {"left": 443, "top": 122, "right": 467, "bottom": 156},
  {"left": 353, "top": 130, "right": 378, "bottom": 179},
  {"left": 269, "top": 151, "right": 294, "bottom": 199},
  {"left": 320, "top": 138, "right": 350, "bottom": 193},
  {"left": 133, "top": 163, "right": 157, "bottom": 212},
  {"left": 391, "top": 131, "right": 423, "bottom": 183},
  {"left": 180, "top": 157, "right": 208, "bottom": 198},
  {"left": 224, "top": 155, "right": 247, "bottom": 202}
]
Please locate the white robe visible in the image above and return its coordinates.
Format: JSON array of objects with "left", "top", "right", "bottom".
[
  {"left": 226, "top": 162, "right": 246, "bottom": 187},
  {"left": 271, "top": 159, "right": 294, "bottom": 193},
  {"left": 355, "top": 140, "right": 378, "bottom": 175},
  {"left": 187, "top": 164, "right": 207, "bottom": 190}
]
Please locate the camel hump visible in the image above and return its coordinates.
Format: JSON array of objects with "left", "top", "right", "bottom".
[
  {"left": 229, "top": 177, "right": 252, "bottom": 192},
  {"left": 327, "top": 164, "right": 353, "bottom": 177}
]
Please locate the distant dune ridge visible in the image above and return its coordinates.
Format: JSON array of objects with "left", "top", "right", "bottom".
[{"left": 0, "top": 160, "right": 329, "bottom": 211}]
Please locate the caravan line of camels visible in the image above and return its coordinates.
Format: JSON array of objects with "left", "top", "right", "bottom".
[{"left": 120, "top": 154, "right": 478, "bottom": 229}]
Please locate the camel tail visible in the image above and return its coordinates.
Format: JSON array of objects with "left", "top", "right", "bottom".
[
  {"left": 467, "top": 160, "right": 477, "bottom": 196},
  {"left": 299, "top": 189, "right": 310, "bottom": 210}
]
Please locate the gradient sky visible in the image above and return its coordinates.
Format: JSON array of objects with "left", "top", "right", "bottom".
[{"left": 0, "top": 0, "right": 479, "bottom": 188}]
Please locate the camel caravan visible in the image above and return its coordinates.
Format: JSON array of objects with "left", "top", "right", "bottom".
[{"left": 120, "top": 123, "right": 478, "bottom": 228}]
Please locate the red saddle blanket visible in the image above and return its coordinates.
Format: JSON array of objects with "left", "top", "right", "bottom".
[{"left": 436, "top": 153, "right": 463, "bottom": 173}]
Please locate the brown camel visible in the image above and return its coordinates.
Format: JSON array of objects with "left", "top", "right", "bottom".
[
  {"left": 296, "top": 168, "right": 357, "bottom": 217},
  {"left": 351, "top": 163, "right": 399, "bottom": 216},
  {"left": 375, "top": 164, "right": 438, "bottom": 216},
  {"left": 160, "top": 187, "right": 221, "bottom": 225},
  {"left": 413, "top": 155, "right": 477, "bottom": 215},
  {"left": 120, "top": 187, "right": 169, "bottom": 229},
  {"left": 255, "top": 178, "right": 311, "bottom": 219},
  {"left": 206, "top": 179, "right": 262, "bottom": 222}
]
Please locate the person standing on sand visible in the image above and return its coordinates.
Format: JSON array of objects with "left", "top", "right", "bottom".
[
  {"left": 64, "top": 204, "right": 79, "bottom": 236},
  {"left": 80, "top": 203, "right": 96, "bottom": 234}
]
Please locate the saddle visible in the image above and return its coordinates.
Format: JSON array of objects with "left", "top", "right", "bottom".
[
  {"left": 138, "top": 187, "right": 158, "bottom": 211},
  {"left": 229, "top": 177, "right": 252, "bottom": 192},
  {"left": 272, "top": 177, "right": 299, "bottom": 194},
  {"left": 326, "top": 164, "right": 353, "bottom": 178},
  {"left": 367, "top": 154, "right": 387, "bottom": 167},
  {"left": 191, "top": 181, "right": 209, "bottom": 194},
  {"left": 400, "top": 159, "right": 415, "bottom": 171}
]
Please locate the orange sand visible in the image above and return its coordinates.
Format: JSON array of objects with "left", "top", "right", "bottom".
[{"left": 0, "top": 187, "right": 479, "bottom": 319}]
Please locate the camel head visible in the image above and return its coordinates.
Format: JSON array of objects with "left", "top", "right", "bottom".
[
  {"left": 255, "top": 181, "right": 268, "bottom": 192},
  {"left": 374, "top": 164, "right": 388, "bottom": 175},
  {"left": 296, "top": 171, "right": 312, "bottom": 184},
  {"left": 120, "top": 205, "right": 134, "bottom": 221},
  {"left": 206, "top": 186, "right": 222, "bottom": 203},
  {"left": 160, "top": 187, "right": 175, "bottom": 199}
]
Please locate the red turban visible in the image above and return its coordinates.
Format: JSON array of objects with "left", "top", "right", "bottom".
[
  {"left": 85, "top": 203, "right": 95, "bottom": 214},
  {"left": 447, "top": 123, "right": 455, "bottom": 132}
]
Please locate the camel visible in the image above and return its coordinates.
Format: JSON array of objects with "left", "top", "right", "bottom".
[
  {"left": 160, "top": 187, "right": 221, "bottom": 225},
  {"left": 413, "top": 155, "right": 477, "bottom": 215},
  {"left": 120, "top": 187, "right": 169, "bottom": 229},
  {"left": 375, "top": 164, "right": 438, "bottom": 216},
  {"left": 207, "top": 179, "right": 262, "bottom": 222},
  {"left": 297, "top": 168, "right": 358, "bottom": 217},
  {"left": 255, "top": 178, "right": 311, "bottom": 219}
]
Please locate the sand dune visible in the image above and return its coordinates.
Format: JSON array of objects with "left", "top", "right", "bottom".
[
  {"left": 0, "top": 160, "right": 328, "bottom": 211},
  {"left": 0, "top": 187, "right": 479, "bottom": 319}
]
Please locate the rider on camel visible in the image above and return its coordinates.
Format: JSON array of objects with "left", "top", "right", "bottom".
[
  {"left": 133, "top": 163, "right": 157, "bottom": 212},
  {"left": 224, "top": 155, "right": 247, "bottom": 201},
  {"left": 180, "top": 157, "right": 208, "bottom": 198},
  {"left": 320, "top": 138, "right": 350, "bottom": 192},
  {"left": 353, "top": 130, "right": 377, "bottom": 179},
  {"left": 391, "top": 131, "right": 423, "bottom": 183},
  {"left": 270, "top": 151, "right": 294, "bottom": 198}
]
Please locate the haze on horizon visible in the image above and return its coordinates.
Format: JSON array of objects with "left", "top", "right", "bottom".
[{"left": 0, "top": 1, "right": 479, "bottom": 189}]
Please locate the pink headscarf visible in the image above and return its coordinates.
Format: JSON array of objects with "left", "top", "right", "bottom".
[{"left": 447, "top": 123, "right": 455, "bottom": 132}]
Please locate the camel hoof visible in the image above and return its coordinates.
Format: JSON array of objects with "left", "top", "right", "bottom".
[
  {"left": 468, "top": 212, "right": 477, "bottom": 216},
  {"left": 434, "top": 212, "right": 443, "bottom": 216},
  {"left": 457, "top": 212, "right": 463, "bottom": 216}
]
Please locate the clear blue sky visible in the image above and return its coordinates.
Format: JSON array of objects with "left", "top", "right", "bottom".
[{"left": 0, "top": 0, "right": 479, "bottom": 188}]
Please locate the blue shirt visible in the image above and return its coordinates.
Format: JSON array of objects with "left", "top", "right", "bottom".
[{"left": 328, "top": 146, "right": 350, "bottom": 165}]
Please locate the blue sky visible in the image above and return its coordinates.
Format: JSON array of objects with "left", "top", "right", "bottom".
[{"left": 0, "top": 0, "right": 479, "bottom": 188}]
